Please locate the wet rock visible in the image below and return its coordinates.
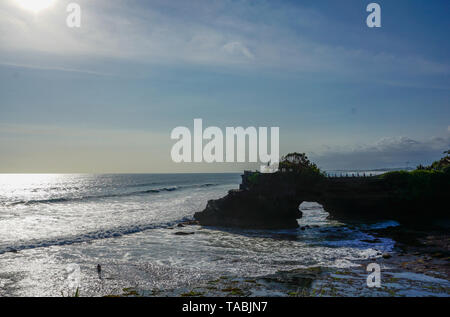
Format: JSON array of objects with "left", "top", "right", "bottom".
[
  {"left": 181, "top": 220, "right": 200, "bottom": 226},
  {"left": 173, "top": 231, "right": 195, "bottom": 236},
  {"left": 361, "top": 238, "right": 381, "bottom": 243},
  {"left": 382, "top": 253, "right": 392, "bottom": 259}
]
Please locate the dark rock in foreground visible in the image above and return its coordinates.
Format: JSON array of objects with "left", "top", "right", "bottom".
[
  {"left": 173, "top": 231, "right": 195, "bottom": 235},
  {"left": 194, "top": 188, "right": 302, "bottom": 229}
]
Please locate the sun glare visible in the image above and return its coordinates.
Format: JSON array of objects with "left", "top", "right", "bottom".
[{"left": 16, "top": 0, "right": 56, "bottom": 13}]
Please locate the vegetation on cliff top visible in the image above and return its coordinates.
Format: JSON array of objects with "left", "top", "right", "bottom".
[
  {"left": 381, "top": 151, "right": 450, "bottom": 201},
  {"left": 278, "top": 152, "right": 323, "bottom": 175},
  {"left": 417, "top": 150, "right": 450, "bottom": 173},
  {"left": 246, "top": 153, "right": 324, "bottom": 187}
]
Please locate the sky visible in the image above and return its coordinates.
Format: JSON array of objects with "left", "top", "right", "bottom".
[{"left": 0, "top": 0, "right": 449, "bottom": 173}]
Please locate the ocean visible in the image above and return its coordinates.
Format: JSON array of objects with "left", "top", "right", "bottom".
[{"left": 0, "top": 173, "right": 400, "bottom": 296}]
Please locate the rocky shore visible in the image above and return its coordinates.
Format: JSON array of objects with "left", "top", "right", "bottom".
[{"left": 109, "top": 223, "right": 450, "bottom": 297}]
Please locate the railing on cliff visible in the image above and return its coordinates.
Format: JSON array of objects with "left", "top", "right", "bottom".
[
  {"left": 243, "top": 170, "right": 376, "bottom": 178},
  {"left": 324, "top": 172, "right": 375, "bottom": 178},
  {"left": 239, "top": 170, "right": 379, "bottom": 191}
]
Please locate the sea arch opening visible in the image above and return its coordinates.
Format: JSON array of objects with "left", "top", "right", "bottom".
[{"left": 298, "top": 201, "right": 330, "bottom": 227}]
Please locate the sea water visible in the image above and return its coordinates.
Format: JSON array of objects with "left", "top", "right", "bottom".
[{"left": 0, "top": 173, "right": 399, "bottom": 296}]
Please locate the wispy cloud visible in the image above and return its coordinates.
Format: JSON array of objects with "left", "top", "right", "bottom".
[
  {"left": 1, "top": 0, "right": 448, "bottom": 83},
  {"left": 222, "top": 42, "right": 254, "bottom": 60},
  {"left": 0, "top": 61, "right": 111, "bottom": 76}
]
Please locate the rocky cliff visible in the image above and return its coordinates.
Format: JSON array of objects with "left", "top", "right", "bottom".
[{"left": 194, "top": 170, "right": 450, "bottom": 229}]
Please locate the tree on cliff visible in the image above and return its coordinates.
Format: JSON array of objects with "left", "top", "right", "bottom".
[
  {"left": 416, "top": 150, "right": 450, "bottom": 172},
  {"left": 279, "top": 152, "right": 322, "bottom": 174}
]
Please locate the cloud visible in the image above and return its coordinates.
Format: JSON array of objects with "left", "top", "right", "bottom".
[
  {"left": 312, "top": 135, "right": 450, "bottom": 170},
  {"left": 1, "top": 0, "right": 448, "bottom": 86},
  {"left": 0, "top": 61, "right": 111, "bottom": 76},
  {"left": 222, "top": 42, "right": 254, "bottom": 59}
]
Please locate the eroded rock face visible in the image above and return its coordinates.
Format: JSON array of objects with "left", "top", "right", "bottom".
[
  {"left": 194, "top": 172, "right": 324, "bottom": 229},
  {"left": 194, "top": 171, "right": 450, "bottom": 229},
  {"left": 194, "top": 189, "right": 303, "bottom": 229}
]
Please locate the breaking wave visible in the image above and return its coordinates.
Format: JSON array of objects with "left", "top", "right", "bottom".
[
  {"left": 7, "top": 183, "right": 218, "bottom": 207},
  {"left": 0, "top": 217, "right": 193, "bottom": 255}
]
